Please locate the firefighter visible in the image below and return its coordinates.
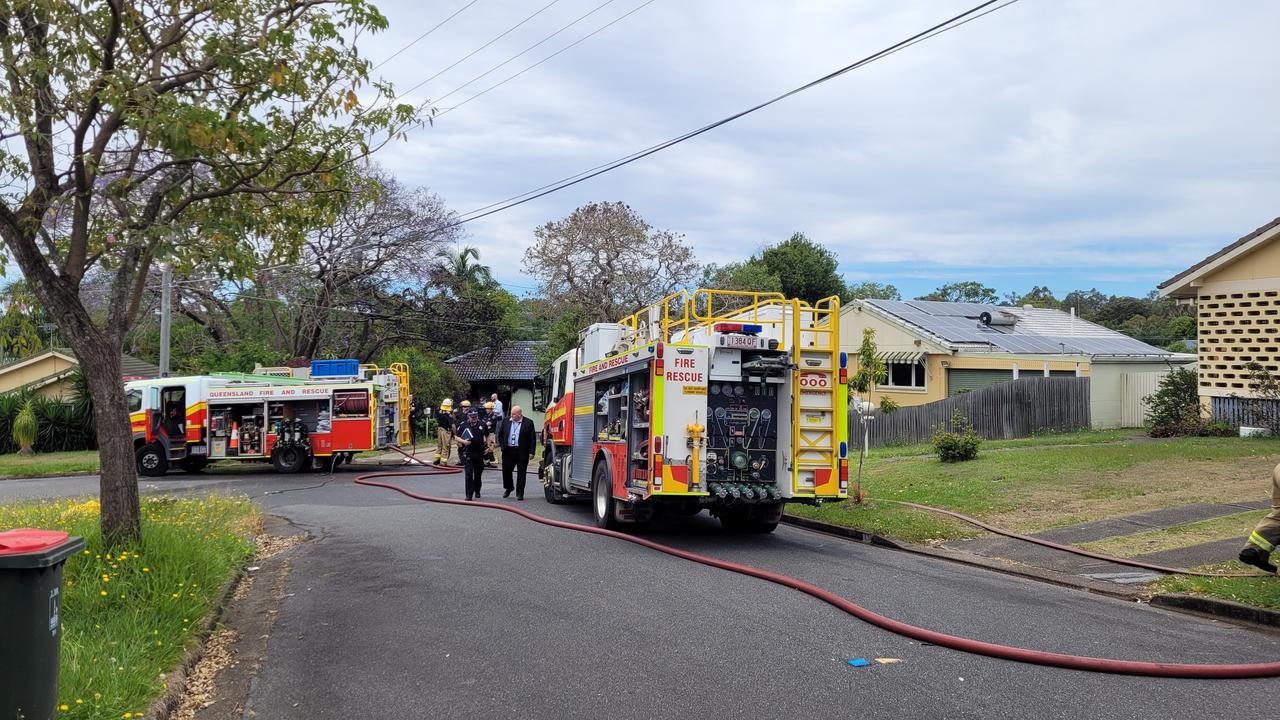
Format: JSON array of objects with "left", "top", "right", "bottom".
[
  {"left": 435, "top": 399, "right": 454, "bottom": 465},
  {"left": 456, "top": 409, "right": 488, "bottom": 500},
  {"left": 1239, "top": 463, "right": 1280, "bottom": 574},
  {"left": 483, "top": 400, "right": 499, "bottom": 467},
  {"left": 453, "top": 399, "right": 471, "bottom": 434}
]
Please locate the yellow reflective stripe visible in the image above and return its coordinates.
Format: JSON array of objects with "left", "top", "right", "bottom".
[{"left": 1249, "top": 532, "right": 1275, "bottom": 552}]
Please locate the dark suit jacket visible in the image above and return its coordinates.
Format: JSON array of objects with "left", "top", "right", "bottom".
[{"left": 496, "top": 417, "right": 537, "bottom": 459}]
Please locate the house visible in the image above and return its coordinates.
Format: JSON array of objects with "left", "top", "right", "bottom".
[
  {"left": 444, "top": 341, "right": 547, "bottom": 427},
  {"left": 1158, "top": 216, "right": 1280, "bottom": 422},
  {"left": 840, "top": 299, "right": 1195, "bottom": 429},
  {"left": 0, "top": 348, "right": 160, "bottom": 399}
]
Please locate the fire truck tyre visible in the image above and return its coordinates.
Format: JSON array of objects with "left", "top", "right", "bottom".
[
  {"left": 312, "top": 455, "right": 335, "bottom": 473},
  {"left": 136, "top": 443, "right": 169, "bottom": 477},
  {"left": 272, "top": 447, "right": 308, "bottom": 474},
  {"left": 542, "top": 447, "right": 563, "bottom": 504},
  {"left": 178, "top": 456, "right": 209, "bottom": 474},
  {"left": 592, "top": 462, "right": 618, "bottom": 529}
]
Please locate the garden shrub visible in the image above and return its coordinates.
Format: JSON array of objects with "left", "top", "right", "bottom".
[{"left": 933, "top": 410, "right": 981, "bottom": 462}]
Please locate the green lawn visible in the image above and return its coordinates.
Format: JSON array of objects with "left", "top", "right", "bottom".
[
  {"left": 868, "top": 428, "right": 1144, "bottom": 459},
  {"left": 0, "top": 450, "right": 101, "bottom": 478},
  {"left": 0, "top": 496, "right": 258, "bottom": 719},
  {"left": 789, "top": 434, "right": 1280, "bottom": 543},
  {"left": 1152, "top": 566, "right": 1280, "bottom": 611}
]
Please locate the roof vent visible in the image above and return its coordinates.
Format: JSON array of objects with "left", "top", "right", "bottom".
[{"left": 979, "top": 310, "right": 1017, "bottom": 327}]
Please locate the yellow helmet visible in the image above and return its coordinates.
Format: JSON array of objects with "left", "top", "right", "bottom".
[
  {"left": 484, "top": 401, "right": 494, "bottom": 410},
  {"left": 440, "top": 398, "right": 453, "bottom": 410},
  {"left": 461, "top": 400, "right": 471, "bottom": 407}
]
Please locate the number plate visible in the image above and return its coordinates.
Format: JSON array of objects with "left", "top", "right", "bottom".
[
  {"left": 720, "top": 334, "right": 761, "bottom": 349},
  {"left": 190, "top": 445, "right": 207, "bottom": 455}
]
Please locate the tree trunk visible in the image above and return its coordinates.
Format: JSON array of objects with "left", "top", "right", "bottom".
[{"left": 80, "top": 344, "right": 141, "bottom": 546}]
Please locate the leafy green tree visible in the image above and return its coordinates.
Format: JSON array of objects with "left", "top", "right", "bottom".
[
  {"left": 1005, "top": 285, "right": 1059, "bottom": 308},
  {"left": 0, "top": 0, "right": 417, "bottom": 544},
  {"left": 848, "top": 328, "right": 888, "bottom": 503},
  {"left": 379, "top": 346, "right": 468, "bottom": 407},
  {"left": 916, "top": 282, "right": 999, "bottom": 304},
  {"left": 757, "top": 232, "right": 845, "bottom": 304},
  {"left": 1060, "top": 288, "right": 1109, "bottom": 318},
  {"left": 699, "top": 260, "right": 783, "bottom": 295},
  {"left": 434, "top": 245, "right": 495, "bottom": 290},
  {"left": 0, "top": 281, "right": 48, "bottom": 358},
  {"left": 844, "top": 281, "right": 901, "bottom": 301}
]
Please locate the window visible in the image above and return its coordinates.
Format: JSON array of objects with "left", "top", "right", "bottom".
[
  {"left": 334, "top": 390, "right": 370, "bottom": 418},
  {"left": 556, "top": 358, "right": 570, "bottom": 401},
  {"left": 126, "top": 389, "right": 143, "bottom": 413},
  {"left": 880, "top": 361, "right": 926, "bottom": 390}
]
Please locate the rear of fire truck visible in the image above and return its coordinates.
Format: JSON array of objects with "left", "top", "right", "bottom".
[{"left": 540, "top": 290, "right": 847, "bottom": 533}]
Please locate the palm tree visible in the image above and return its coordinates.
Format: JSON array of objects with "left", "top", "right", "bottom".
[{"left": 434, "top": 245, "right": 494, "bottom": 289}]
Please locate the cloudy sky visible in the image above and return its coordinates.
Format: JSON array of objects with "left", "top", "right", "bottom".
[{"left": 365, "top": 0, "right": 1279, "bottom": 300}]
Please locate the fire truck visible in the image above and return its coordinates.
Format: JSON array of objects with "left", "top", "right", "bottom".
[
  {"left": 125, "top": 360, "right": 411, "bottom": 476},
  {"left": 539, "top": 290, "right": 847, "bottom": 533}
]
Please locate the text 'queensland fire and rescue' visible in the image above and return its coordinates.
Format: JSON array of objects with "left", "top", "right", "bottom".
[{"left": 666, "top": 356, "right": 703, "bottom": 383}]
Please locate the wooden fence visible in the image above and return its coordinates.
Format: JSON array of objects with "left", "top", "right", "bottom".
[
  {"left": 849, "top": 376, "right": 1091, "bottom": 450},
  {"left": 1211, "top": 396, "right": 1280, "bottom": 429},
  {"left": 1118, "top": 371, "right": 1164, "bottom": 428}
]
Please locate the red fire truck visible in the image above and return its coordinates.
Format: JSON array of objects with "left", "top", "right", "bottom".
[
  {"left": 126, "top": 360, "right": 411, "bottom": 476},
  {"left": 539, "top": 290, "right": 847, "bottom": 533}
]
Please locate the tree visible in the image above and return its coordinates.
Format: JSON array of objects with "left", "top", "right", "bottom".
[
  {"left": 1004, "top": 285, "right": 1059, "bottom": 308},
  {"left": 0, "top": 0, "right": 416, "bottom": 545},
  {"left": 433, "top": 245, "right": 494, "bottom": 290},
  {"left": 524, "top": 202, "right": 700, "bottom": 323},
  {"left": 844, "top": 280, "right": 901, "bottom": 301},
  {"left": 699, "top": 260, "right": 782, "bottom": 295},
  {"left": 0, "top": 281, "right": 49, "bottom": 357},
  {"left": 1060, "top": 288, "right": 1109, "bottom": 318},
  {"left": 757, "top": 232, "right": 845, "bottom": 304},
  {"left": 916, "top": 282, "right": 999, "bottom": 304},
  {"left": 848, "top": 328, "right": 888, "bottom": 503}
]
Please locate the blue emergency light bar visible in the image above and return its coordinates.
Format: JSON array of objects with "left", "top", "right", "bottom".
[{"left": 713, "top": 322, "right": 763, "bottom": 334}]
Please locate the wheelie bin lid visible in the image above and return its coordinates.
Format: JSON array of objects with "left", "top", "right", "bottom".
[{"left": 0, "top": 528, "right": 87, "bottom": 569}]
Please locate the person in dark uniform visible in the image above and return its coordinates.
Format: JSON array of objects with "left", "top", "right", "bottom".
[
  {"left": 456, "top": 409, "right": 489, "bottom": 500},
  {"left": 497, "top": 405, "right": 537, "bottom": 500}
]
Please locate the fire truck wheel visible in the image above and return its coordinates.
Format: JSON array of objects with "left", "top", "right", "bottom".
[
  {"left": 178, "top": 456, "right": 209, "bottom": 474},
  {"left": 592, "top": 462, "right": 619, "bottom": 529},
  {"left": 272, "top": 446, "right": 308, "bottom": 474},
  {"left": 136, "top": 443, "right": 169, "bottom": 477},
  {"left": 311, "top": 455, "right": 335, "bottom": 473},
  {"left": 719, "top": 507, "right": 781, "bottom": 534}
]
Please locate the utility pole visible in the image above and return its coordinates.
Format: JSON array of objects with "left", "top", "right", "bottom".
[{"left": 159, "top": 264, "right": 172, "bottom": 377}]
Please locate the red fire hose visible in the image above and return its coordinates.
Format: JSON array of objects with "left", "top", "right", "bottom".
[{"left": 354, "top": 465, "right": 1280, "bottom": 679}]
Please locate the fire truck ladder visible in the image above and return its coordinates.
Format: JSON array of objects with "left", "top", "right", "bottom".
[
  {"left": 389, "top": 362, "right": 412, "bottom": 446},
  {"left": 790, "top": 297, "right": 842, "bottom": 497}
]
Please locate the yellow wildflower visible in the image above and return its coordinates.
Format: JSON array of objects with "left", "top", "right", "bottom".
[
  {"left": 59, "top": 704, "right": 69, "bottom": 712},
  {"left": 100, "top": 590, "right": 107, "bottom": 597}
]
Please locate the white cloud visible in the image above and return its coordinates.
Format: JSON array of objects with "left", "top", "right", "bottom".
[{"left": 366, "top": 0, "right": 1280, "bottom": 296}]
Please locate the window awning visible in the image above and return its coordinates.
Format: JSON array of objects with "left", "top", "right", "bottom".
[{"left": 876, "top": 351, "right": 926, "bottom": 364}]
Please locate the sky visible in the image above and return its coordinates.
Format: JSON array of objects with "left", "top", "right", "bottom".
[{"left": 353, "top": 0, "right": 1276, "bottom": 299}]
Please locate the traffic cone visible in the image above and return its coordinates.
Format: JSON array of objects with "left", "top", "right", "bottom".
[{"left": 230, "top": 421, "right": 239, "bottom": 451}]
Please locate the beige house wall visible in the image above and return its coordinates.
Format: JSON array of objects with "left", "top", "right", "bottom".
[
  {"left": 1195, "top": 276, "right": 1280, "bottom": 400},
  {"left": 0, "top": 353, "right": 78, "bottom": 397}
]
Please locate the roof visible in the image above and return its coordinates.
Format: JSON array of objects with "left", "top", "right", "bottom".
[
  {"left": 0, "top": 348, "right": 159, "bottom": 380},
  {"left": 1158, "top": 216, "right": 1280, "bottom": 298},
  {"left": 445, "top": 341, "right": 546, "bottom": 383},
  {"left": 859, "top": 299, "right": 1186, "bottom": 358}
]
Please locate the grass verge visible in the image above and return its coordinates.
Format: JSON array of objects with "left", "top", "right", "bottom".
[
  {"left": 1080, "top": 510, "right": 1267, "bottom": 557},
  {"left": 0, "top": 495, "right": 258, "bottom": 719},
  {"left": 1150, "top": 564, "right": 1280, "bottom": 611},
  {"left": 0, "top": 450, "right": 100, "bottom": 478},
  {"left": 791, "top": 436, "right": 1279, "bottom": 542},
  {"left": 868, "top": 428, "right": 1145, "bottom": 459}
]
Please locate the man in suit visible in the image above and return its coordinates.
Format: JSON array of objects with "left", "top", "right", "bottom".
[{"left": 497, "top": 405, "right": 537, "bottom": 500}]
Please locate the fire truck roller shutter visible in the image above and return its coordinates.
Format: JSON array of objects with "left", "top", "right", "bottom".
[{"left": 570, "top": 375, "right": 596, "bottom": 492}]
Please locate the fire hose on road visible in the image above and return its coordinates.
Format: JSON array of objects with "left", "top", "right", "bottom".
[{"left": 354, "top": 456, "right": 1280, "bottom": 680}]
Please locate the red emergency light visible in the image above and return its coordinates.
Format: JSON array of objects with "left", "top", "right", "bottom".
[
  {"left": 712, "top": 322, "right": 763, "bottom": 334},
  {"left": 654, "top": 342, "right": 664, "bottom": 373},
  {"left": 652, "top": 437, "right": 663, "bottom": 486}
]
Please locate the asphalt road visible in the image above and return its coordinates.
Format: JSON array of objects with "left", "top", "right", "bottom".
[{"left": 4, "top": 467, "right": 1278, "bottom": 719}]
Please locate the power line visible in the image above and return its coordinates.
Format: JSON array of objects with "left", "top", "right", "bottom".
[
  {"left": 446, "top": 0, "right": 1022, "bottom": 228},
  {"left": 391, "top": 0, "right": 566, "bottom": 105},
  {"left": 373, "top": 0, "right": 483, "bottom": 71},
  {"left": 434, "top": 0, "right": 658, "bottom": 119},
  {"left": 421, "top": 0, "right": 625, "bottom": 110}
]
